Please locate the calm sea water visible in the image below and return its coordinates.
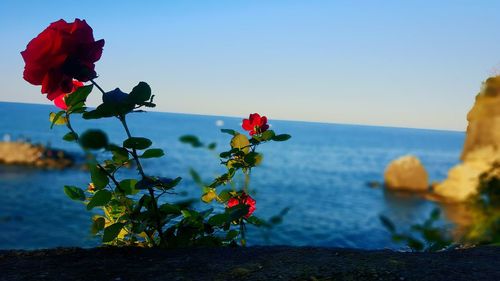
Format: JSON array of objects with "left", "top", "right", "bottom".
[{"left": 0, "top": 102, "right": 464, "bottom": 250}]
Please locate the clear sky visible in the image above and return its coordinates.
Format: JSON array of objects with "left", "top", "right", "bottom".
[{"left": 1, "top": 0, "right": 499, "bottom": 131}]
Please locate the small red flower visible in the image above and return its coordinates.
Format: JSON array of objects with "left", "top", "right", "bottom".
[
  {"left": 21, "top": 19, "right": 104, "bottom": 101},
  {"left": 227, "top": 192, "right": 256, "bottom": 218},
  {"left": 53, "top": 80, "right": 84, "bottom": 110},
  {"left": 242, "top": 113, "right": 269, "bottom": 136}
]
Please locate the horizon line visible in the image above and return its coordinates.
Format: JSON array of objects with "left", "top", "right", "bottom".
[{"left": 0, "top": 100, "right": 465, "bottom": 133}]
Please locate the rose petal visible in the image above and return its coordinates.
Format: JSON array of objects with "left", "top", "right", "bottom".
[
  {"left": 242, "top": 119, "right": 253, "bottom": 131},
  {"left": 21, "top": 18, "right": 104, "bottom": 100},
  {"left": 260, "top": 116, "right": 267, "bottom": 126},
  {"left": 53, "top": 95, "right": 68, "bottom": 110}
]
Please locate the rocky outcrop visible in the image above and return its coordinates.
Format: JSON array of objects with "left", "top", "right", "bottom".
[
  {"left": 434, "top": 147, "right": 500, "bottom": 201},
  {"left": 0, "top": 141, "right": 73, "bottom": 169},
  {"left": 384, "top": 155, "right": 429, "bottom": 191},
  {"left": 461, "top": 76, "right": 500, "bottom": 160},
  {"left": 434, "top": 76, "right": 500, "bottom": 202}
]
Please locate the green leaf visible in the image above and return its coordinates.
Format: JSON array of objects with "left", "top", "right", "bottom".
[
  {"left": 69, "top": 104, "right": 86, "bottom": 114},
  {"left": 82, "top": 109, "right": 101, "bottom": 119},
  {"left": 79, "top": 130, "right": 109, "bottom": 150},
  {"left": 200, "top": 208, "right": 214, "bottom": 218},
  {"left": 217, "top": 190, "right": 232, "bottom": 203},
  {"left": 247, "top": 216, "right": 265, "bottom": 226},
  {"left": 380, "top": 215, "right": 396, "bottom": 233},
  {"left": 208, "top": 213, "right": 229, "bottom": 226},
  {"left": 220, "top": 129, "right": 237, "bottom": 136},
  {"left": 269, "top": 216, "right": 283, "bottom": 225},
  {"left": 135, "top": 177, "right": 156, "bottom": 190},
  {"left": 89, "top": 165, "right": 109, "bottom": 189},
  {"left": 63, "top": 186, "right": 85, "bottom": 201},
  {"left": 128, "top": 82, "right": 152, "bottom": 103},
  {"left": 175, "top": 199, "right": 197, "bottom": 209},
  {"left": 219, "top": 150, "right": 232, "bottom": 158},
  {"left": 244, "top": 152, "right": 262, "bottom": 166},
  {"left": 109, "top": 146, "right": 129, "bottom": 163},
  {"left": 119, "top": 179, "right": 138, "bottom": 195},
  {"left": 225, "top": 230, "right": 239, "bottom": 241},
  {"left": 65, "top": 85, "right": 93, "bottom": 107},
  {"left": 159, "top": 203, "right": 181, "bottom": 215},
  {"left": 430, "top": 208, "right": 441, "bottom": 221},
  {"left": 272, "top": 134, "right": 291, "bottom": 142},
  {"left": 260, "top": 130, "right": 276, "bottom": 141},
  {"left": 86, "top": 190, "right": 112, "bottom": 210},
  {"left": 181, "top": 209, "right": 192, "bottom": 218},
  {"left": 82, "top": 103, "right": 121, "bottom": 119},
  {"left": 207, "top": 142, "right": 217, "bottom": 150},
  {"left": 140, "top": 148, "right": 164, "bottom": 158},
  {"left": 123, "top": 137, "right": 152, "bottom": 150},
  {"left": 230, "top": 134, "right": 250, "bottom": 154},
  {"left": 179, "top": 135, "right": 203, "bottom": 147},
  {"left": 227, "top": 204, "right": 250, "bottom": 221},
  {"left": 141, "top": 101, "right": 156, "bottom": 108},
  {"left": 62, "top": 132, "right": 78, "bottom": 142},
  {"left": 201, "top": 190, "right": 217, "bottom": 203},
  {"left": 91, "top": 217, "right": 106, "bottom": 235},
  {"left": 407, "top": 237, "right": 425, "bottom": 252},
  {"left": 102, "top": 222, "right": 125, "bottom": 243},
  {"left": 158, "top": 177, "right": 182, "bottom": 189},
  {"left": 189, "top": 168, "right": 203, "bottom": 185},
  {"left": 83, "top": 90, "right": 135, "bottom": 119},
  {"left": 49, "top": 111, "right": 67, "bottom": 128},
  {"left": 130, "top": 223, "right": 146, "bottom": 234}
]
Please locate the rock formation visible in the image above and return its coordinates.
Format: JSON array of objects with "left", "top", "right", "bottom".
[
  {"left": 0, "top": 141, "right": 73, "bottom": 169},
  {"left": 434, "top": 76, "right": 500, "bottom": 202},
  {"left": 384, "top": 155, "right": 429, "bottom": 191}
]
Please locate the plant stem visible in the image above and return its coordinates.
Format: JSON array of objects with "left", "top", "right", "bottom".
[
  {"left": 66, "top": 114, "right": 123, "bottom": 191},
  {"left": 243, "top": 169, "right": 251, "bottom": 193},
  {"left": 119, "top": 116, "right": 146, "bottom": 177},
  {"left": 90, "top": 79, "right": 106, "bottom": 95},
  {"left": 87, "top": 78, "right": 164, "bottom": 247},
  {"left": 118, "top": 114, "right": 165, "bottom": 247},
  {"left": 240, "top": 221, "right": 246, "bottom": 246}
]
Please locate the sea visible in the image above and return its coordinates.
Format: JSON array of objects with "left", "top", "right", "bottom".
[{"left": 0, "top": 102, "right": 465, "bottom": 250}]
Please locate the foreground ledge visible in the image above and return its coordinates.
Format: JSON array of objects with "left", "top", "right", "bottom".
[{"left": 1, "top": 246, "right": 499, "bottom": 280}]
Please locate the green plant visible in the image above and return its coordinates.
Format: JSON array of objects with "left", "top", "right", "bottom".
[
  {"left": 22, "top": 18, "right": 290, "bottom": 248},
  {"left": 464, "top": 162, "right": 500, "bottom": 244},
  {"left": 380, "top": 208, "right": 452, "bottom": 252},
  {"left": 180, "top": 113, "right": 291, "bottom": 245}
]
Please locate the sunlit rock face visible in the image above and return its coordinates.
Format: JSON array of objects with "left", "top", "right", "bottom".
[
  {"left": 384, "top": 155, "right": 429, "bottom": 191},
  {"left": 461, "top": 76, "right": 500, "bottom": 160},
  {"left": 434, "top": 76, "right": 500, "bottom": 202},
  {"left": 0, "top": 142, "right": 43, "bottom": 164},
  {"left": 0, "top": 141, "right": 72, "bottom": 168}
]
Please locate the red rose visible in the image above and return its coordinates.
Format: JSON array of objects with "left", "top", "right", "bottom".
[
  {"left": 242, "top": 113, "right": 269, "bottom": 136},
  {"left": 227, "top": 192, "right": 256, "bottom": 218},
  {"left": 53, "top": 80, "right": 85, "bottom": 110},
  {"left": 21, "top": 19, "right": 104, "bottom": 100}
]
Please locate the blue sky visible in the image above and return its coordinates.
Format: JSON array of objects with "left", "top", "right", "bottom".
[{"left": 1, "top": 0, "right": 499, "bottom": 130}]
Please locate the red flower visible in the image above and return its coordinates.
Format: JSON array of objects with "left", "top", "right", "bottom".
[
  {"left": 242, "top": 113, "right": 269, "bottom": 136},
  {"left": 227, "top": 192, "right": 256, "bottom": 218},
  {"left": 53, "top": 80, "right": 85, "bottom": 110},
  {"left": 21, "top": 19, "right": 104, "bottom": 100}
]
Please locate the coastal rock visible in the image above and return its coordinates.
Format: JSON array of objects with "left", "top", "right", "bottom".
[
  {"left": 434, "top": 147, "right": 500, "bottom": 201},
  {"left": 0, "top": 141, "right": 73, "bottom": 169},
  {"left": 434, "top": 76, "right": 500, "bottom": 202},
  {"left": 461, "top": 76, "right": 500, "bottom": 160},
  {"left": 384, "top": 155, "right": 429, "bottom": 191}
]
